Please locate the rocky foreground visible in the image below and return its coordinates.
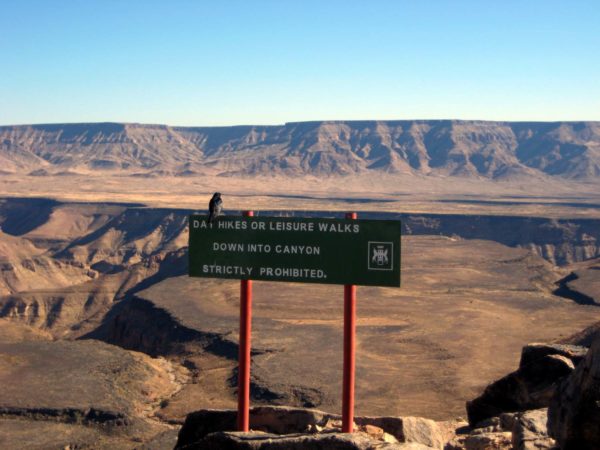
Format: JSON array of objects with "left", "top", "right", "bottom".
[{"left": 175, "top": 333, "right": 600, "bottom": 450}]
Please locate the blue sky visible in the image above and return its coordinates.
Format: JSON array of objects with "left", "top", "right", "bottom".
[{"left": 1, "top": 1, "right": 599, "bottom": 125}]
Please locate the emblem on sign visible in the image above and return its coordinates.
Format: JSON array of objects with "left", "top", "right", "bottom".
[{"left": 368, "top": 242, "right": 393, "bottom": 271}]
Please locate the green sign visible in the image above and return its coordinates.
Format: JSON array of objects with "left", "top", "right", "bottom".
[{"left": 188, "top": 215, "right": 401, "bottom": 287}]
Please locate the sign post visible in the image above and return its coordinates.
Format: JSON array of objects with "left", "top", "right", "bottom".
[
  {"left": 238, "top": 210, "right": 253, "bottom": 432},
  {"left": 342, "top": 212, "right": 357, "bottom": 433},
  {"left": 188, "top": 212, "right": 401, "bottom": 433}
]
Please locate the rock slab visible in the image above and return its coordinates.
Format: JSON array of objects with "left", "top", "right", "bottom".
[
  {"left": 466, "top": 347, "right": 578, "bottom": 425},
  {"left": 548, "top": 336, "right": 600, "bottom": 449},
  {"left": 184, "top": 431, "right": 437, "bottom": 449},
  {"left": 176, "top": 406, "right": 443, "bottom": 449},
  {"left": 511, "top": 408, "right": 556, "bottom": 450}
]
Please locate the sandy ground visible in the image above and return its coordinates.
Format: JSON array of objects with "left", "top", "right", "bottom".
[{"left": 2, "top": 173, "right": 600, "bottom": 218}]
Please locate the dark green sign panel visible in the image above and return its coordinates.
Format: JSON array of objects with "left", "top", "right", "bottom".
[{"left": 188, "top": 215, "right": 401, "bottom": 287}]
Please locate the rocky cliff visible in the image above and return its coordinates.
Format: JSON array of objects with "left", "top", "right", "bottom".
[{"left": 1, "top": 121, "right": 599, "bottom": 178}]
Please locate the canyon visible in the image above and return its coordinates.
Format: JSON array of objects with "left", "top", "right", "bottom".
[{"left": 1, "top": 120, "right": 599, "bottom": 448}]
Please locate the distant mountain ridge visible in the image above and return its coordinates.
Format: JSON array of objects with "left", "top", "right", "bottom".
[{"left": 1, "top": 120, "right": 599, "bottom": 179}]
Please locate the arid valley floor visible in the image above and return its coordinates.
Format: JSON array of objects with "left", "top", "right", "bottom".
[{"left": 0, "top": 170, "right": 599, "bottom": 449}]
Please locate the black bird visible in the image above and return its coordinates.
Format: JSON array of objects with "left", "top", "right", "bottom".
[{"left": 208, "top": 192, "right": 223, "bottom": 224}]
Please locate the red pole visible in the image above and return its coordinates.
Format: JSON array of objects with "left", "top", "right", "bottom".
[
  {"left": 238, "top": 210, "right": 254, "bottom": 432},
  {"left": 342, "top": 212, "right": 357, "bottom": 433}
]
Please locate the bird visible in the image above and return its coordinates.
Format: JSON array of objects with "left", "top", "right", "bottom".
[{"left": 208, "top": 192, "right": 223, "bottom": 224}]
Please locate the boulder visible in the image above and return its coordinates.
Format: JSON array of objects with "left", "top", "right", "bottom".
[
  {"left": 519, "top": 343, "right": 587, "bottom": 368},
  {"left": 356, "top": 416, "right": 444, "bottom": 449},
  {"left": 186, "top": 431, "right": 375, "bottom": 449},
  {"left": 464, "top": 431, "right": 512, "bottom": 450},
  {"left": 548, "top": 336, "right": 600, "bottom": 449},
  {"left": 400, "top": 417, "right": 444, "bottom": 449},
  {"left": 176, "top": 406, "right": 336, "bottom": 447},
  {"left": 511, "top": 409, "right": 556, "bottom": 450},
  {"left": 186, "top": 431, "right": 435, "bottom": 449},
  {"left": 466, "top": 353, "right": 575, "bottom": 425}
]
